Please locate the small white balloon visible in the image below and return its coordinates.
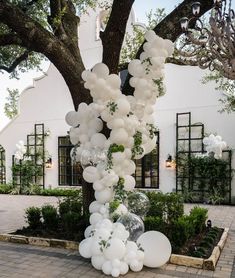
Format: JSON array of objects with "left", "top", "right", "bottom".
[{"left": 83, "top": 166, "right": 101, "bottom": 183}]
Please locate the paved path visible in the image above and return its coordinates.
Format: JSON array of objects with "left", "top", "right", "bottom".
[{"left": 0, "top": 195, "right": 235, "bottom": 277}]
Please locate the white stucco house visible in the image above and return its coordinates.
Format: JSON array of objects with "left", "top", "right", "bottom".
[{"left": 0, "top": 4, "right": 235, "bottom": 203}]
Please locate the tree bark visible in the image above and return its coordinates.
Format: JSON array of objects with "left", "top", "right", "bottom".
[{"left": 101, "top": 0, "right": 135, "bottom": 74}]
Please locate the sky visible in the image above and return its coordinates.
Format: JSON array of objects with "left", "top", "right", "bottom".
[{"left": 0, "top": 0, "right": 190, "bottom": 130}]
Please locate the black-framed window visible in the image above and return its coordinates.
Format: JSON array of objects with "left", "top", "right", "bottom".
[
  {"left": 0, "top": 145, "right": 6, "bottom": 184},
  {"left": 134, "top": 131, "right": 160, "bottom": 188},
  {"left": 58, "top": 137, "right": 82, "bottom": 186}
]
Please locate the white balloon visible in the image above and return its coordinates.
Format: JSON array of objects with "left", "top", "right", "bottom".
[
  {"left": 89, "top": 212, "right": 103, "bottom": 226},
  {"left": 84, "top": 225, "right": 93, "bottom": 238},
  {"left": 110, "top": 128, "right": 129, "bottom": 145},
  {"left": 79, "top": 238, "right": 93, "bottom": 258},
  {"left": 102, "top": 260, "right": 112, "bottom": 275},
  {"left": 104, "top": 238, "right": 126, "bottom": 260},
  {"left": 95, "top": 188, "right": 113, "bottom": 203},
  {"left": 120, "top": 262, "right": 129, "bottom": 275},
  {"left": 91, "top": 255, "right": 106, "bottom": 270},
  {"left": 89, "top": 201, "right": 102, "bottom": 213},
  {"left": 130, "top": 260, "right": 143, "bottom": 272},
  {"left": 106, "top": 74, "right": 121, "bottom": 88},
  {"left": 137, "top": 231, "right": 172, "bottom": 268},
  {"left": 116, "top": 98, "right": 131, "bottom": 115},
  {"left": 123, "top": 175, "right": 136, "bottom": 191},
  {"left": 111, "top": 268, "right": 120, "bottom": 278},
  {"left": 83, "top": 166, "right": 101, "bottom": 183},
  {"left": 91, "top": 133, "right": 107, "bottom": 149},
  {"left": 65, "top": 111, "right": 79, "bottom": 127},
  {"left": 91, "top": 240, "right": 103, "bottom": 256},
  {"left": 144, "top": 30, "right": 156, "bottom": 42},
  {"left": 92, "top": 63, "right": 109, "bottom": 78},
  {"left": 126, "top": 241, "right": 138, "bottom": 253},
  {"left": 93, "top": 180, "right": 105, "bottom": 191}
]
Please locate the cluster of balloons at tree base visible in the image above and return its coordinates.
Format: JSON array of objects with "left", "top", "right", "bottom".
[{"left": 65, "top": 30, "right": 174, "bottom": 277}]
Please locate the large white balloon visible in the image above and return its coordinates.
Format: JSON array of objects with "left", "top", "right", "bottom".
[{"left": 137, "top": 231, "right": 172, "bottom": 268}]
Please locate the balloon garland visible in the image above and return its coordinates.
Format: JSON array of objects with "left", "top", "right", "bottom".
[
  {"left": 203, "top": 134, "right": 227, "bottom": 159},
  {"left": 65, "top": 30, "right": 173, "bottom": 277},
  {"left": 14, "top": 140, "right": 26, "bottom": 160}
]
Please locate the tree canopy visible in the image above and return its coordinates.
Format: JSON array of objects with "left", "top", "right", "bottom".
[{"left": 0, "top": 0, "right": 214, "bottom": 109}]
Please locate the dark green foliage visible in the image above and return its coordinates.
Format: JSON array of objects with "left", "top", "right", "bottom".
[
  {"left": 145, "top": 191, "right": 184, "bottom": 223},
  {"left": 0, "top": 183, "right": 81, "bottom": 197},
  {"left": 178, "top": 154, "right": 232, "bottom": 204},
  {"left": 169, "top": 215, "right": 194, "bottom": 250},
  {"left": 0, "top": 184, "right": 13, "bottom": 194},
  {"left": 40, "top": 188, "right": 81, "bottom": 197},
  {"left": 58, "top": 196, "right": 82, "bottom": 216},
  {"left": 41, "top": 205, "right": 58, "bottom": 231},
  {"left": 144, "top": 216, "right": 166, "bottom": 234},
  {"left": 189, "top": 207, "right": 208, "bottom": 234},
  {"left": 25, "top": 207, "right": 42, "bottom": 229},
  {"left": 61, "top": 212, "right": 83, "bottom": 235},
  {"left": 145, "top": 192, "right": 209, "bottom": 252}
]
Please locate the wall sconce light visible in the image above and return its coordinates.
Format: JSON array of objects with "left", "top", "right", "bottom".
[
  {"left": 45, "top": 157, "right": 52, "bottom": 168},
  {"left": 165, "top": 154, "right": 175, "bottom": 168},
  {"left": 207, "top": 219, "right": 212, "bottom": 229}
]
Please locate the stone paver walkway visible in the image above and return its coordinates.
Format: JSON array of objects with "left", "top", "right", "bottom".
[{"left": 0, "top": 195, "right": 235, "bottom": 277}]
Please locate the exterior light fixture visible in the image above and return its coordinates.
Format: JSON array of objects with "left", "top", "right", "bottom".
[
  {"left": 165, "top": 154, "right": 173, "bottom": 168},
  {"left": 207, "top": 219, "right": 212, "bottom": 229},
  {"left": 45, "top": 157, "right": 52, "bottom": 168}
]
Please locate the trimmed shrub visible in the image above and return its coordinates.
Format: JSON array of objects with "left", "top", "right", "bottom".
[
  {"left": 41, "top": 188, "right": 81, "bottom": 197},
  {"left": 189, "top": 206, "right": 208, "bottom": 234},
  {"left": 169, "top": 215, "right": 193, "bottom": 250},
  {"left": 41, "top": 205, "right": 59, "bottom": 231},
  {"left": 59, "top": 196, "right": 82, "bottom": 216},
  {"left": 144, "top": 216, "right": 166, "bottom": 234},
  {"left": 0, "top": 184, "right": 14, "bottom": 194},
  {"left": 25, "top": 207, "right": 42, "bottom": 229},
  {"left": 145, "top": 191, "right": 184, "bottom": 224}
]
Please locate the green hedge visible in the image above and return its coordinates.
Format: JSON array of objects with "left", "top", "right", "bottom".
[
  {"left": 0, "top": 184, "right": 81, "bottom": 197},
  {"left": 144, "top": 192, "right": 208, "bottom": 252},
  {"left": 145, "top": 191, "right": 184, "bottom": 224}
]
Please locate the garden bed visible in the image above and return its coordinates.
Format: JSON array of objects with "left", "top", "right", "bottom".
[{"left": 0, "top": 227, "right": 228, "bottom": 270}]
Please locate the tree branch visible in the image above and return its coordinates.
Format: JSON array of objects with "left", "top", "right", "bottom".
[
  {"left": 122, "top": 0, "right": 214, "bottom": 95},
  {"left": 101, "top": 0, "right": 135, "bottom": 74},
  {"left": 0, "top": 33, "right": 22, "bottom": 46},
  {"left": 0, "top": 50, "right": 30, "bottom": 73}
]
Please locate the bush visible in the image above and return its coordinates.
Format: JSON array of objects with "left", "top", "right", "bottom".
[
  {"left": 144, "top": 216, "right": 166, "bottom": 234},
  {"left": 25, "top": 207, "right": 42, "bottom": 229},
  {"left": 61, "top": 212, "right": 83, "bottom": 236},
  {"left": 189, "top": 206, "right": 208, "bottom": 234},
  {"left": 0, "top": 184, "right": 13, "bottom": 194},
  {"left": 41, "top": 205, "right": 59, "bottom": 231},
  {"left": 169, "top": 215, "right": 193, "bottom": 250},
  {"left": 145, "top": 191, "right": 184, "bottom": 224},
  {"left": 41, "top": 188, "right": 81, "bottom": 197},
  {"left": 59, "top": 196, "right": 82, "bottom": 216}
]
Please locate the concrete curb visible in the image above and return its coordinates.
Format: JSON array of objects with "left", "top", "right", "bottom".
[
  {"left": 169, "top": 227, "right": 229, "bottom": 270},
  {"left": 0, "top": 233, "right": 79, "bottom": 250}
]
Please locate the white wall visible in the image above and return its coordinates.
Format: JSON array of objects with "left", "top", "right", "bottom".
[
  {"left": 0, "top": 64, "right": 73, "bottom": 188},
  {"left": 156, "top": 64, "right": 235, "bottom": 198}
]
